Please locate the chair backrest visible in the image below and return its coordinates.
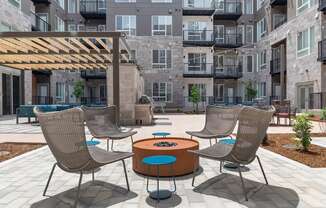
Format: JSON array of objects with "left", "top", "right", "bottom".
[
  {"left": 204, "top": 105, "right": 242, "bottom": 136},
  {"left": 34, "top": 107, "right": 92, "bottom": 171},
  {"left": 230, "top": 106, "right": 275, "bottom": 164},
  {"left": 81, "top": 105, "right": 118, "bottom": 137}
]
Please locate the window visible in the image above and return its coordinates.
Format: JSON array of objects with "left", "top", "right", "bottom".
[
  {"left": 257, "top": 17, "right": 267, "bottom": 41},
  {"left": 152, "top": 0, "right": 172, "bottom": 2},
  {"left": 152, "top": 49, "right": 172, "bottom": 69},
  {"left": 247, "top": 55, "right": 253, "bottom": 72},
  {"left": 152, "top": 16, "right": 172, "bottom": 36},
  {"left": 257, "top": 50, "right": 267, "bottom": 71},
  {"left": 36, "top": 13, "right": 49, "bottom": 32},
  {"left": 8, "top": 0, "right": 21, "bottom": 8},
  {"left": 0, "top": 22, "right": 11, "bottom": 32},
  {"left": 56, "top": 0, "right": 65, "bottom": 9},
  {"left": 56, "top": 83, "right": 65, "bottom": 102},
  {"left": 256, "top": 0, "right": 264, "bottom": 11},
  {"left": 238, "top": 25, "right": 245, "bottom": 44},
  {"left": 188, "top": 53, "right": 207, "bottom": 71},
  {"left": 246, "top": 25, "right": 253, "bottom": 44},
  {"left": 258, "top": 82, "right": 266, "bottom": 97},
  {"left": 297, "top": 26, "right": 315, "bottom": 57},
  {"left": 215, "top": 84, "right": 224, "bottom": 101},
  {"left": 128, "top": 50, "right": 137, "bottom": 62},
  {"left": 152, "top": 82, "right": 172, "bottom": 102},
  {"left": 245, "top": 0, "right": 253, "bottom": 14},
  {"left": 297, "top": 0, "right": 310, "bottom": 14},
  {"left": 68, "top": 0, "right": 76, "bottom": 13},
  {"left": 116, "top": 15, "right": 136, "bottom": 36},
  {"left": 188, "top": 84, "right": 207, "bottom": 102},
  {"left": 55, "top": 16, "right": 64, "bottom": 31},
  {"left": 68, "top": 24, "right": 77, "bottom": 32},
  {"left": 115, "top": 0, "right": 136, "bottom": 2}
]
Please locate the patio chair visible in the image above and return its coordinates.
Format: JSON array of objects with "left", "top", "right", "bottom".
[
  {"left": 189, "top": 106, "right": 275, "bottom": 201},
  {"left": 186, "top": 105, "right": 242, "bottom": 146},
  {"left": 81, "top": 106, "right": 137, "bottom": 151},
  {"left": 34, "top": 107, "right": 133, "bottom": 208}
]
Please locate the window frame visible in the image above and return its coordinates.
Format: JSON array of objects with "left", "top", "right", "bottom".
[
  {"left": 152, "top": 82, "right": 173, "bottom": 102},
  {"left": 115, "top": 15, "right": 137, "bottom": 36},
  {"left": 152, "top": 49, "right": 172, "bottom": 70},
  {"left": 152, "top": 15, "right": 173, "bottom": 36}
]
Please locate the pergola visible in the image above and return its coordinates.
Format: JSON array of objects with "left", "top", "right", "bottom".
[{"left": 0, "top": 31, "right": 130, "bottom": 121}]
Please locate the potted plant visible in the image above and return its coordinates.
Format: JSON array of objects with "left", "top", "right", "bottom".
[
  {"left": 293, "top": 114, "right": 313, "bottom": 152},
  {"left": 73, "top": 81, "right": 84, "bottom": 104},
  {"left": 189, "top": 85, "right": 201, "bottom": 113}
]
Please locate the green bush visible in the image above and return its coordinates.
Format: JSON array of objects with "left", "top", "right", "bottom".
[
  {"left": 190, "top": 85, "right": 200, "bottom": 113},
  {"left": 306, "top": 112, "right": 314, "bottom": 118},
  {"left": 320, "top": 108, "right": 326, "bottom": 121},
  {"left": 293, "top": 114, "right": 313, "bottom": 151},
  {"left": 73, "top": 81, "right": 84, "bottom": 101}
]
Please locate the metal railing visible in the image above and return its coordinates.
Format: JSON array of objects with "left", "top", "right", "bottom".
[
  {"left": 213, "top": 65, "right": 242, "bottom": 78},
  {"left": 215, "top": 33, "right": 243, "bottom": 46},
  {"left": 270, "top": 58, "right": 281, "bottom": 74},
  {"left": 273, "top": 16, "right": 287, "bottom": 29},
  {"left": 309, "top": 92, "right": 326, "bottom": 109},
  {"left": 31, "top": 12, "right": 51, "bottom": 32},
  {"left": 80, "top": 0, "right": 107, "bottom": 15},
  {"left": 318, "top": 40, "right": 326, "bottom": 62},
  {"left": 183, "top": 0, "right": 214, "bottom": 9},
  {"left": 319, "top": 0, "right": 326, "bottom": 11},
  {"left": 183, "top": 30, "right": 214, "bottom": 42},
  {"left": 213, "top": 1, "right": 242, "bottom": 14},
  {"left": 183, "top": 63, "right": 213, "bottom": 76},
  {"left": 80, "top": 97, "right": 107, "bottom": 105},
  {"left": 80, "top": 70, "right": 106, "bottom": 79},
  {"left": 32, "top": 96, "right": 53, "bottom": 105}
]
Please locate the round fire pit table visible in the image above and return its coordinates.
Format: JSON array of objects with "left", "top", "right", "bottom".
[{"left": 133, "top": 137, "right": 199, "bottom": 177}]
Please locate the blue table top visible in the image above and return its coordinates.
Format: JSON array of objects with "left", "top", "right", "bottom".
[
  {"left": 219, "top": 138, "right": 236, "bottom": 145},
  {"left": 86, "top": 140, "right": 101, "bottom": 146},
  {"left": 152, "top": 132, "right": 171, "bottom": 137},
  {"left": 143, "top": 155, "right": 176, "bottom": 166}
]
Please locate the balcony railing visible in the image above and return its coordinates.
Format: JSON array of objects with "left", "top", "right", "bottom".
[
  {"left": 183, "top": 0, "right": 215, "bottom": 15},
  {"left": 183, "top": 30, "right": 215, "bottom": 46},
  {"left": 318, "top": 40, "right": 326, "bottom": 62},
  {"left": 80, "top": 0, "right": 106, "bottom": 18},
  {"left": 32, "top": 96, "right": 53, "bottom": 105},
  {"left": 31, "top": 12, "right": 51, "bottom": 32},
  {"left": 81, "top": 97, "right": 107, "bottom": 105},
  {"left": 81, "top": 70, "right": 106, "bottom": 79},
  {"left": 309, "top": 92, "right": 326, "bottom": 109},
  {"left": 213, "top": 96, "right": 243, "bottom": 105},
  {"left": 213, "top": 65, "right": 242, "bottom": 79},
  {"left": 319, "top": 0, "right": 326, "bottom": 11},
  {"left": 213, "top": 1, "right": 242, "bottom": 19},
  {"left": 273, "top": 16, "right": 287, "bottom": 30},
  {"left": 270, "top": 0, "right": 287, "bottom": 6},
  {"left": 270, "top": 58, "right": 281, "bottom": 74},
  {"left": 183, "top": 63, "right": 213, "bottom": 77},
  {"left": 31, "top": 0, "right": 51, "bottom": 4},
  {"left": 214, "top": 33, "right": 243, "bottom": 48}
]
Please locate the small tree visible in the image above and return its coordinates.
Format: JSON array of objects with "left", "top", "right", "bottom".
[
  {"left": 73, "top": 81, "right": 84, "bottom": 103},
  {"left": 245, "top": 81, "right": 257, "bottom": 101},
  {"left": 190, "top": 85, "right": 201, "bottom": 113},
  {"left": 293, "top": 114, "right": 313, "bottom": 152}
]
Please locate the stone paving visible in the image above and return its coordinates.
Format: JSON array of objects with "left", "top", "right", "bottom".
[{"left": 0, "top": 114, "right": 326, "bottom": 207}]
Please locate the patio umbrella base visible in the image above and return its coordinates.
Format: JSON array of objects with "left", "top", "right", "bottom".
[{"left": 149, "top": 190, "right": 172, "bottom": 200}]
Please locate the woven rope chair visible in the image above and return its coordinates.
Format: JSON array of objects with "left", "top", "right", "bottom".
[
  {"left": 34, "top": 107, "right": 133, "bottom": 208},
  {"left": 81, "top": 106, "right": 137, "bottom": 151},
  {"left": 190, "top": 106, "right": 275, "bottom": 201},
  {"left": 186, "top": 105, "right": 242, "bottom": 146}
]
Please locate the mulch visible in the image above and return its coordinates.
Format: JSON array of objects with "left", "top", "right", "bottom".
[
  {"left": 308, "top": 115, "right": 326, "bottom": 122},
  {"left": 0, "top": 143, "right": 45, "bottom": 162},
  {"left": 262, "top": 134, "right": 326, "bottom": 168}
]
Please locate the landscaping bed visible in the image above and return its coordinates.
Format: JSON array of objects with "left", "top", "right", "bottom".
[
  {"left": 262, "top": 134, "right": 326, "bottom": 168},
  {"left": 0, "top": 143, "right": 45, "bottom": 162},
  {"left": 307, "top": 115, "right": 326, "bottom": 122}
]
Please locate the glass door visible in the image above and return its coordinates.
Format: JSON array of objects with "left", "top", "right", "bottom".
[
  {"left": 214, "top": 25, "right": 224, "bottom": 44},
  {"left": 297, "top": 85, "right": 313, "bottom": 112}
]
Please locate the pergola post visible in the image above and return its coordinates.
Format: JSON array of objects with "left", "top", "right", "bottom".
[{"left": 112, "top": 36, "right": 120, "bottom": 123}]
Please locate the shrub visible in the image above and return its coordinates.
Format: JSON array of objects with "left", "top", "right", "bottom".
[
  {"left": 320, "top": 108, "right": 326, "bottom": 121},
  {"left": 306, "top": 112, "right": 314, "bottom": 118},
  {"left": 189, "top": 85, "right": 201, "bottom": 113},
  {"left": 73, "top": 81, "right": 84, "bottom": 102},
  {"left": 293, "top": 114, "right": 313, "bottom": 152}
]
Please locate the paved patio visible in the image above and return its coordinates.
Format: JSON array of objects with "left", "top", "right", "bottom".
[{"left": 0, "top": 114, "right": 326, "bottom": 207}]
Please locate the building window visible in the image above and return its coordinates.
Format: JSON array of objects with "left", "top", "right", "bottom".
[
  {"left": 0, "top": 22, "right": 12, "bottom": 32},
  {"left": 116, "top": 15, "right": 136, "bottom": 36},
  {"left": 257, "top": 50, "right": 267, "bottom": 71},
  {"left": 68, "top": 24, "right": 77, "bottom": 31},
  {"left": 127, "top": 50, "right": 136, "bottom": 62},
  {"left": 152, "top": 49, "right": 172, "bottom": 69},
  {"left": 297, "top": 26, "right": 315, "bottom": 57},
  {"left": 188, "top": 84, "right": 207, "bottom": 102},
  {"left": 152, "top": 16, "right": 172, "bottom": 36},
  {"left": 55, "top": 16, "right": 64, "bottom": 31},
  {"left": 245, "top": 0, "right": 253, "bottom": 14},
  {"left": 188, "top": 53, "right": 207, "bottom": 71},
  {"left": 246, "top": 55, "right": 253, "bottom": 72},
  {"left": 8, "top": 0, "right": 21, "bottom": 8},
  {"left": 152, "top": 82, "right": 172, "bottom": 102},
  {"left": 257, "top": 82, "right": 266, "bottom": 97},
  {"left": 152, "top": 0, "right": 172, "bottom": 2},
  {"left": 115, "top": 0, "right": 136, "bottom": 2},
  {"left": 56, "top": 83, "right": 65, "bottom": 102},
  {"left": 56, "top": 0, "right": 65, "bottom": 10},
  {"left": 68, "top": 0, "right": 76, "bottom": 13},
  {"left": 256, "top": 0, "right": 264, "bottom": 10},
  {"left": 256, "top": 17, "right": 267, "bottom": 41},
  {"left": 246, "top": 25, "right": 253, "bottom": 44},
  {"left": 297, "top": 0, "right": 310, "bottom": 14}
]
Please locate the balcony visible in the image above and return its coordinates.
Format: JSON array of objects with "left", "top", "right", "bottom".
[
  {"left": 273, "top": 16, "right": 287, "bottom": 30},
  {"left": 214, "top": 33, "right": 243, "bottom": 48},
  {"left": 31, "top": 12, "right": 51, "bottom": 32},
  {"left": 318, "top": 40, "right": 326, "bottom": 62},
  {"left": 270, "top": 0, "right": 287, "bottom": 6},
  {"left": 319, "top": 0, "right": 326, "bottom": 12},
  {"left": 213, "top": 1, "right": 242, "bottom": 20},
  {"left": 31, "top": 0, "right": 51, "bottom": 4},
  {"left": 183, "top": 30, "right": 215, "bottom": 47},
  {"left": 270, "top": 59, "right": 281, "bottom": 74},
  {"left": 183, "top": 0, "right": 215, "bottom": 16},
  {"left": 80, "top": 0, "right": 106, "bottom": 19},
  {"left": 183, "top": 63, "right": 213, "bottom": 78},
  {"left": 81, "top": 70, "right": 106, "bottom": 79},
  {"left": 213, "top": 65, "right": 242, "bottom": 79}
]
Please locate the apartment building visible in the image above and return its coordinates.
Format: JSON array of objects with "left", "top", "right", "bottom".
[{"left": 0, "top": 0, "right": 34, "bottom": 116}]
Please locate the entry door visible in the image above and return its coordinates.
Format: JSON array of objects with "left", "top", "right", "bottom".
[
  {"left": 214, "top": 84, "right": 224, "bottom": 102},
  {"left": 214, "top": 55, "right": 224, "bottom": 72},
  {"left": 226, "top": 27, "right": 236, "bottom": 44},
  {"left": 12, "top": 76, "right": 20, "bottom": 113},
  {"left": 68, "top": 85, "right": 76, "bottom": 103},
  {"left": 228, "top": 88, "right": 234, "bottom": 104},
  {"left": 2, "top": 74, "right": 11, "bottom": 115},
  {"left": 38, "top": 84, "right": 49, "bottom": 104},
  {"left": 297, "top": 85, "right": 313, "bottom": 112},
  {"left": 215, "top": 25, "right": 224, "bottom": 43}
]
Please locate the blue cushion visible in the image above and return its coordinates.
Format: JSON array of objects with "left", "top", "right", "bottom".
[
  {"left": 152, "top": 132, "right": 171, "bottom": 137},
  {"left": 86, "top": 140, "right": 101, "bottom": 146},
  {"left": 143, "top": 155, "right": 176, "bottom": 166},
  {"left": 219, "top": 139, "right": 236, "bottom": 145}
]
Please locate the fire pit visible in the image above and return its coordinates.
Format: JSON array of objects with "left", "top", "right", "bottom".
[{"left": 133, "top": 137, "right": 199, "bottom": 177}]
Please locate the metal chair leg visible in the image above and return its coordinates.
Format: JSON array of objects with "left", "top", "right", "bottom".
[
  {"left": 43, "top": 163, "right": 57, "bottom": 196},
  {"left": 256, "top": 155, "right": 268, "bottom": 185},
  {"left": 191, "top": 157, "right": 197, "bottom": 187},
  {"left": 111, "top": 139, "right": 114, "bottom": 151},
  {"left": 73, "top": 172, "right": 83, "bottom": 208},
  {"left": 209, "top": 139, "right": 212, "bottom": 146},
  {"left": 219, "top": 161, "right": 223, "bottom": 173},
  {"left": 92, "top": 170, "right": 95, "bottom": 182},
  {"left": 131, "top": 135, "right": 134, "bottom": 144},
  {"left": 238, "top": 164, "right": 248, "bottom": 201},
  {"left": 106, "top": 139, "right": 110, "bottom": 151},
  {"left": 122, "top": 160, "right": 130, "bottom": 191}
]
